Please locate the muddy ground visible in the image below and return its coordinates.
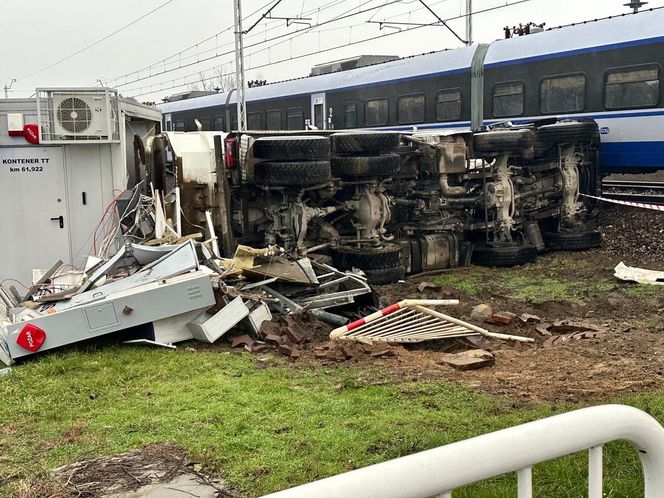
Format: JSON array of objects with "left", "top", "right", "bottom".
[{"left": 253, "top": 204, "right": 664, "bottom": 405}]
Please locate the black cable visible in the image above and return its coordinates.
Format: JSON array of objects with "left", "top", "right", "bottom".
[
  {"left": 126, "top": 0, "right": 535, "bottom": 97},
  {"left": 17, "top": 0, "right": 178, "bottom": 82},
  {"left": 417, "top": 0, "right": 466, "bottom": 44},
  {"left": 110, "top": 0, "right": 404, "bottom": 89}
]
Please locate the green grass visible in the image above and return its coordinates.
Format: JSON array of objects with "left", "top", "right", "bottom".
[
  {"left": 432, "top": 253, "right": 625, "bottom": 303},
  {"left": 0, "top": 344, "right": 662, "bottom": 497}
]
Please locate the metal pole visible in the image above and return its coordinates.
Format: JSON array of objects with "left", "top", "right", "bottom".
[
  {"left": 3, "top": 78, "right": 16, "bottom": 99},
  {"left": 233, "top": 0, "right": 247, "bottom": 131},
  {"left": 465, "top": 0, "right": 472, "bottom": 45}
]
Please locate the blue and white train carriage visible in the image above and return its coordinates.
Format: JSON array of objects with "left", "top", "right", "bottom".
[{"left": 159, "top": 7, "right": 664, "bottom": 173}]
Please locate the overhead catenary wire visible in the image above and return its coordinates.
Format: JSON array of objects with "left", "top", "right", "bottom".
[
  {"left": 121, "top": 0, "right": 454, "bottom": 95},
  {"left": 107, "top": 0, "right": 405, "bottom": 89},
  {"left": 16, "top": 0, "right": 179, "bottom": 83},
  {"left": 124, "top": 0, "right": 535, "bottom": 98},
  {"left": 417, "top": 0, "right": 467, "bottom": 43},
  {"left": 101, "top": 0, "right": 350, "bottom": 88}
]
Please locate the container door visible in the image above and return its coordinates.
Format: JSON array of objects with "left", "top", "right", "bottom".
[
  {"left": 311, "top": 93, "right": 326, "bottom": 130},
  {"left": 0, "top": 146, "right": 71, "bottom": 284}
]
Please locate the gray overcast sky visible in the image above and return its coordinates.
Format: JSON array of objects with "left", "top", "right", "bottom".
[{"left": 1, "top": 0, "right": 662, "bottom": 101}]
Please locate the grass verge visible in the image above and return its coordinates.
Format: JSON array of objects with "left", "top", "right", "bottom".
[
  {"left": 0, "top": 344, "right": 661, "bottom": 497},
  {"left": 431, "top": 252, "right": 663, "bottom": 304}
]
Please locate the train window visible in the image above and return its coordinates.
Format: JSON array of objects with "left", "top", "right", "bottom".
[
  {"left": 198, "top": 117, "right": 212, "bottom": 130},
  {"left": 174, "top": 121, "right": 185, "bottom": 131},
  {"left": 214, "top": 117, "right": 224, "bottom": 131},
  {"left": 398, "top": 94, "right": 425, "bottom": 124},
  {"left": 436, "top": 89, "right": 462, "bottom": 121},
  {"left": 605, "top": 65, "right": 660, "bottom": 110},
  {"left": 266, "top": 110, "right": 282, "bottom": 130},
  {"left": 365, "top": 98, "right": 388, "bottom": 126},
  {"left": 492, "top": 81, "right": 524, "bottom": 117},
  {"left": 287, "top": 107, "right": 304, "bottom": 130},
  {"left": 540, "top": 74, "right": 586, "bottom": 114},
  {"left": 248, "top": 112, "right": 261, "bottom": 130},
  {"left": 345, "top": 102, "right": 357, "bottom": 128}
]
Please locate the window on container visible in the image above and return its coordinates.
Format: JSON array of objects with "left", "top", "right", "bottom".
[
  {"left": 493, "top": 81, "right": 524, "bottom": 117},
  {"left": 540, "top": 74, "right": 586, "bottom": 114},
  {"left": 398, "top": 94, "right": 425, "bottom": 124},
  {"left": 365, "top": 98, "right": 388, "bottom": 126},
  {"left": 605, "top": 65, "right": 660, "bottom": 110},
  {"left": 436, "top": 89, "right": 462, "bottom": 121},
  {"left": 266, "top": 110, "right": 282, "bottom": 130},
  {"left": 248, "top": 112, "right": 261, "bottom": 130},
  {"left": 214, "top": 116, "right": 224, "bottom": 131},
  {"left": 198, "top": 117, "right": 212, "bottom": 130},
  {"left": 174, "top": 121, "right": 185, "bottom": 131},
  {"left": 287, "top": 107, "right": 304, "bottom": 130},
  {"left": 345, "top": 102, "right": 357, "bottom": 128},
  {"left": 166, "top": 120, "right": 172, "bottom": 131}
]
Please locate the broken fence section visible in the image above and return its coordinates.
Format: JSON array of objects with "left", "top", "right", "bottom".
[{"left": 330, "top": 299, "right": 534, "bottom": 344}]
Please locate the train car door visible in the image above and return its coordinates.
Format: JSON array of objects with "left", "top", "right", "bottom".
[{"left": 311, "top": 93, "right": 326, "bottom": 130}]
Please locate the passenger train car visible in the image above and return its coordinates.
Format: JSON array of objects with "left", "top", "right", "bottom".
[{"left": 159, "top": 8, "right": 664, "bottom": 173}]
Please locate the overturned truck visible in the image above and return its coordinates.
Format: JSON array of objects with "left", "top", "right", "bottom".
[{"left": 147, "top": 119, "right": 601, "bottom": 284}]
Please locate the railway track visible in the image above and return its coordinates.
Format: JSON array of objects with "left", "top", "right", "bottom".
[{"left": 601, "top": 179, "right": 664, "bottom": 205}]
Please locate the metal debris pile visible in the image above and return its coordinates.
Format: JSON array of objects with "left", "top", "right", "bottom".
[{"left": 0, "top": 186, "right": 534, "bottom": 369}]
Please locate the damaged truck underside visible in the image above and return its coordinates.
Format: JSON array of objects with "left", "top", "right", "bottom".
[{"left": 148, "top": 119, "right": 601, "bottom": 285}]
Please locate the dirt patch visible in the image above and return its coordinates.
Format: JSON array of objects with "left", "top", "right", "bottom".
[
  {"left": 241, "top": 243, "right": 664, "bottom": 405},
  {"left": 11, "top": 443, "right": 234, "bottom": 498}
]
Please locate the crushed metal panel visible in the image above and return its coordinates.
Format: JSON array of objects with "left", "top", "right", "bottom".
[
  {"left": 56, "top": 240, "right": 199, "bottom": 312},
  {"left": 240, "top": 301, "right": 272, "bottom": 335},
  {"left": 187, "top": 296, "right": 249, "bottom": 343},
  {"left": 4, "top": 271, "right": 215, "bottom": 360},
  {"left": 148, "top": 308, "right": 206, "bottom": 344}
]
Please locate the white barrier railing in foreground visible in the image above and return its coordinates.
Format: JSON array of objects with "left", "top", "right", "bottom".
[{"left": 262, "top": 404, "right": 664, "bottom": 498}]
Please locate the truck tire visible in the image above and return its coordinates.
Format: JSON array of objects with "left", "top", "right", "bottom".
[
  {"left": 364, "top": 265, "right": 405, "bottom": 285},
  {"left": 330, "top": 153, "right": 401, "bottom": 177},
  {"left": 253, "top": 161, "right": 331, "bottom": 186},
  {"left": 473, "top": 129, "right": 534, "bottom": 158},
  {"left": 331, "top": 132, "right": 400, "bottom": 154},
  {"left": 331, "top": 243, "right": 403, "bottom": 270},
  {"left": 543, "top": 229, "right": 602, "bottom": 251},
  {"left": 534, "top": 121, "right": 599, "bottom": 153},
  {"left": 472, "top": 244, "right": 538, "bottom": 267},
  {"left": 253, "top": 136, "right": 330, "bottom": 161}
]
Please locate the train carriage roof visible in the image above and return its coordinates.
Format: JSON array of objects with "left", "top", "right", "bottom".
[
  {"left": 158, "top": 7, "right": 664, "bottom": 114},
  {"left": 484, "top": 7, "right": 664, "bottom": 67},
  {"left": 160, "top": 45, "right": 475, "bottom": 113}
]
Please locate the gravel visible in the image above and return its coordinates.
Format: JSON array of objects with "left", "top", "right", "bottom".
[{"left": 598, "top": 204, "right": 664, "bottom": 268}]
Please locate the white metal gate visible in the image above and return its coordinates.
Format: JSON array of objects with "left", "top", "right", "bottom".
[
  {"left": 263, "top": 405, "right": 664, "bottom": 498},
  {"left": 0, "top": 146, "right": 71, "bottom": 284}
]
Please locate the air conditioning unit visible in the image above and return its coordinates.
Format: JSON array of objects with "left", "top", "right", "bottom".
[{"left": 37, "top": 88, "right": 121, "bottom": 144}]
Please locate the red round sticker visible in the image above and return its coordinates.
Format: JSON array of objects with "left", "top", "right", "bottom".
[{"left": 23, "top": 124, "right": 40, "bottom": 144}]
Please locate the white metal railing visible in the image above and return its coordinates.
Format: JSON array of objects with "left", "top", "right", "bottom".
[{"left": 262, "top": 405, "right": 664, "bottom": 498}]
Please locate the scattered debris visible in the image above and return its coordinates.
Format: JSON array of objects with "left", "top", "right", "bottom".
[
  {"left": 471, "top": 304, "right": 493, "bottom": 322},
  {"left": 440, "top": 350, "right": 496, "bottom": 370},
  {"left": 543, "top": 330, "right": 606, "bottom": 348},
  {"left": 614, "top": 261, "right": 664, "bottom": 285},
  {"left": 485, "top": 312, "right": 515, "bottom": 326},
  {"left": 519, "top": 313, "right": 541, "bottom": 324}
]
